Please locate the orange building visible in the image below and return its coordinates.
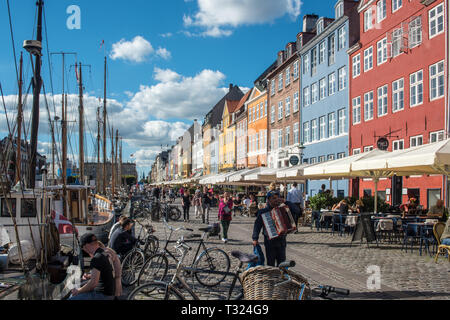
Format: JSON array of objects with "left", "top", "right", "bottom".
[{"left": 246, "top": 87, "right": 268, "bottom": 168}]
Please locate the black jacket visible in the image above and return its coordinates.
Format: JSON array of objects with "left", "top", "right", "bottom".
[{"left": 109, "top": 228, "right": 137, "bottom": 256}]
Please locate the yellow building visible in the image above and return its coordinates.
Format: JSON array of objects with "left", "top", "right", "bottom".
[{"left": 219, "top": 100, "right": 240, "bottom": 173}]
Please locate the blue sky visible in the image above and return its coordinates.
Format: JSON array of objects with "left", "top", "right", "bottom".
[{"left": 0, "top": 0, "right": 336, "bottom": 177}]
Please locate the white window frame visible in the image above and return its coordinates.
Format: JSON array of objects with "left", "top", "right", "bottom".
[
  {"left": 293, "top": 92, "right": 299, "bottom": 112},
  {"left": 328, "top": 73, "right": 336, "bottom": 96},
  {"left": 293, "top": 123, "right": 299, "bottom": 144},
  {"left": 335, "top": 1, "right": 344, "bottom": 19},
  {"left": 337, "top": 152, "right": 345, "bottom": 159},
  {"left": 319, "top": 116, "right": 327, "bottom": 140},
  {"left": 271, "top": 79, "right": 275, "bottom": 96},
  {"left": 278, "top": 129, "right": 283, "bottom": 149},
  {"left": 319, "top": 41, "right": 326, "bottom": 64},
  {"left": 338, "top": 108, "right": 346, "bottom": 135},
  {"left": 328, "top": 112, "right": 336, "bottom": 138},
  {"left": 328, "top": 34, "right": 336, "bottom": 66},
  {"left": 285, "top": 97, "right": 291, "bottom": 116},
  {"left": 409, "top": 17, "right": 422, "bottom": 48},
  {"left": 410, "top": 70, "right": 423, "bottom": 107},
  {"left": 364, "top": 146, "right": 374, "bottom": 152},
  {"left": 352, "top": 54, "right": 361, "bottom": 78},
  {"left": 303, "top": 54, "right": 310, "bottom": 75},
  {"left": 377, "top": 38, "right": 388, "bottom": 65},
  {"left": 286, "top": 67, "right": 291, "bottom": 86},
  {"left": 392, "top": 78, "right": 404, "bottom": 112},
  {"left": 393, "top": 139, "right": 404, "bottom": 151},
  {"left": 430, "top": 60, "right": 445, "bottom": 101},
  {"left": 311, "top": 119, "right": 318, "bottom": 141},
  {"left": 293, "top": 61, "right": 299, "bottom": 80},
  {"left": 429, "top": 3, "right": 444, "bottom": 39},
  {"left": 392, "top": 0, "right": 402, "bottom": 13},
  {"left": 285, "top": 126, "right": 290, "bottom": 147},
  {"left": 311, "top": 47, "right": 318, "bottom": 76},
  {"left": 311, "top": 83, "right": 319, "bottom": 104},
  {"left": 338, "top": 27, "right": 346, "bottom": 50},
  {"left": 430, "top": 130, "right": 445, "bottom": 143},
  {"left": 364, "top": 91, "right": 374, "bottom": 121},
  {"left": 270, "top": 105, "right": 275, "bottom": 123},
  {"left": 303, "top": 122, "right": 310, "bottom": 144},
  {"left": 410, "top": 135, "right": 423, "bottom": 148},
  {"left": 377, "top": 0, "right": 386, "bottom": 23},
  {"left": 392, "top": 28, "right": 403, "bottom": 57},
  {"left": 278, "top": 101, "right": 283, "bottom": 120},
  {"left": 338, "top": 67, "right": 347, "bottom": 91},
  {"left": 303, "top": 87, "right": 310, "bottom": 107},
  {"left": 364, "top": 46, "right": 373, "bottom": 71},
  {"left": 319, "top": 78, "right": 327, "bottom": 99},
  {"left": 364, "top": 8, "right": 373, "bottom": 32},
  {"left": 278, "top": 73, "right": 283, "bottom": 91},
  {"left": 352, "top": 96, "right": 361, "bottom": 125},
  {"left": 353, "top": 148, "right": 361, "bottom": 155},
  {"left": 377, "top": 84, "right": 388, "bottom": 117}
]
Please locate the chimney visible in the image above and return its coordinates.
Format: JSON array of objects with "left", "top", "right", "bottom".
[
  {"left": 303, "top": 14, "right": 319, "bottom": 33},
  {"left": 229, "top": 83, "right": 233, "bottom": 92}
]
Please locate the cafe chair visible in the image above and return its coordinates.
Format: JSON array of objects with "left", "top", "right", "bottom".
[
  {"left": 402, "top": 223, "right": 420, "bottom": 254},
  {"left": 433, "top": 222, "right": 450, "bottom": 263}
]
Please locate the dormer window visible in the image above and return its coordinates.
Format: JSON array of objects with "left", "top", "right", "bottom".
[
  {"left": 335, "top": 1, "right": 344, "bottom": 19},
  {"left": 278, "top": 52, "right": 284, "bottom": 66},
  {"left": 287, "top": 45, "right": 292, "bottom": 58},
  {"left": 297, "top": 35, "right": 303, "bottom": 50},
  {"left": 317, "top": 19, "right": 324, "bottom": 34}
]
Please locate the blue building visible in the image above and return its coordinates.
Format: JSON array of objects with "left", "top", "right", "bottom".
[{"left": 299, "top": 0, "right": 359, "bottom": 197}]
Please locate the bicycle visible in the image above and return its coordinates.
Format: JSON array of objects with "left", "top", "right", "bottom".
[
  {"left": 127, "top": 233, "right": 258, "bottom": 300},
  {"left": 121, "top": 221, "right": 160, "bottom": 287},
  {"left": 136, "top": 219, "right": 231, "bottom": 287}
]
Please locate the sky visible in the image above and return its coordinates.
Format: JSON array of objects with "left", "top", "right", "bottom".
[{"left": 0, "top": 0, "right": 336, "bottom": 178}]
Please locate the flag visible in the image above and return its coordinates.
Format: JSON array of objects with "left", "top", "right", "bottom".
[{"left": 100, "top": 40, "right": 105, "bottom": 48}]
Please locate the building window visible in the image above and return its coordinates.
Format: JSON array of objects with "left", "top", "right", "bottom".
[
  {"left": 377, "top": 85, "right": 388, "bottom": 117},
  {"left": 293, "top": 123, "right": 299, "bottom": 144},
  {"left": 353, "top": 148, "right": 361, "bottom": 155},
  {"left": 256, "top": 105, "right": 259, "bottom": 120},
  {"left": 303, "top": 87, "right": 310, "bottom": 107},
  {"left": 410, "top": 70, "right": 423, "bottom": 107},
  {"left": 364, "top": 8, "right": 373, "bottom": 31},
  {"left": 409, "top": 17, "right": 422, "bottom": 48},
  {"left": 338, "top": 27, "right": 346, "bottom": 50},
  {"left": 285, "top": 97, "right": 291, "bottom": 116},
  {"left": 311, "top": 48, "right": 318, "bottom": 76},
  {"left": 253, "top": 106, "right": 256, "bottom": 121},
  {"left": 364, "top": 146, "right": 374, "bottom": 152},
  {"left": 285, "top": 126, "right": 291, "bottom": 146},
  {"left": 328, "top": 73, "right": 336, "bottom": 96},
  {"left": 328, "top": 34, "right": 336, "bottom": 66},
  {"left": 328, "top": 112, "right": 336, "bottom": 138},
  {"left": 293, "top": 92, "right": 299, "bottom": 112},
  {"left": 271, "top": 79, "right": 275, "bottom": 96},
  {"left": 271, "top": 131, "right": 276, "bottom": 150},
  {"left": 364, "top": 47, "right": 373, "bottom": 71},
  {"left": 319, "top": 41, "right": 326, "bottom": 64},
  {"left": 377, "top": 0, "right": 386, "bottom": 23},
  {"left": 265, "top": 100, "right": 267, "bottom": 116},
  {"left": 364, "top": 91, "right": 374, "bottom": 121},
  {"left": 335, "top": 1, "right": 344, "bottom": 19},
  {"left": 430, "top": 60, "right": 445, "bottom": 100},
  {"left": 393, "top": 139, "right": 404, "bottom": 151},
  {"left": 429, "top": 3, "right": 444, "bottom": 38},
  {"left": 377, "top": 38, "right": 387, "bottom": 65},
  {"left": 311, "top": 119, "right": 318, "bottom": 141},
  {"left": 319, "top": 78, "right": 327, "bottom": 100},
  {"left": 352, "top": 54, "right": 361, "bottom": 78},
  {"left": 328, "top": 154, "right": 335, "bottom": 161},
  {"left": 310, "top": 157, "right": 317, "bottom": 164},
  {"left": 278, "top": 129, "right": 283, "bottom": 149},
  {"left": 352, "top": 96, "right": 361, "bottom": 125},
  {"left": 430, "top": 130, "right": 445, "bottom": 143},
  {"left": 319, "top": 116, "right": 327, "bottom": 140},
  {"left": 392, "top": 0, "right": 402, "bottom": 13},
  {"left": 338, "top": 109, "right": 346, "bottom": 135},
  {"left": 270, "top": 105, "right": 275, "bottom": 123},
  {"left": 278, "top": 73, "right": 283, "bottom": 91},
  {"left": 337, "top": 152, "right": 345, "bottom": 159},
  {"left": 338, "top": 67, "right": 346, "bottom": 91},
  {"left": 293, "top": 61, "right": 299, "bottom": 80},
  {"left": 392, "top": 28, "right": 403, "bottom": 57},
  {"left": 303, "top": 53, "right": 310, "bottom": 75},
  {"left": 311, "top": 83, "right": 319, "bottom": 104},
  {"left": 318, "top": 156, "right": 326, "bottom": 163},
  {"left": 410, "top": 135, "right": 423, "bottom": 147},
  {"left": 260, "top": 103, "right": 264, "bottom": 119},
  {"left": 278, "top": 101, "right": 283, "bottom": 120},
  {"left": 286, "top": 67, "right": 291, "bottom": 86},
  {"left": 303, "top": 122, "right": 310, "bottom": 144},
  {"left": 392, "top": 78, "right": 404, "bottom": 112}
]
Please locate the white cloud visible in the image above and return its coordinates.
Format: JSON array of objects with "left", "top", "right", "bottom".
[
  {"left": 110, "top": 36, "right": 171, "bottom": 63},
  {"left": 154, "top": 68, "right": 181, "bottom": 83},
  {"left": 160, "top": 32, "right": 173, "bottom": 38},
  {"left": 184, "top": 0, "right": 302, "bottom": 37}
]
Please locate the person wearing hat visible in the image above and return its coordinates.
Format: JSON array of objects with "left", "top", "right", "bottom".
[
  {"left": 69, "top": 233, "right": 115, "bottom": 300},
  {"left": 252, "top": 190, "right": 300, "bottom": 267}
]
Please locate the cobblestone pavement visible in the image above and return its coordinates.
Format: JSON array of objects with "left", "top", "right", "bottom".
[{"left": 127, "top": 201, "right": 450, "bottom": 300}]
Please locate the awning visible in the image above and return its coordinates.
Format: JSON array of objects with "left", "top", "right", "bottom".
[{"left": 244, "top": 167, "right": 278, "bottom": 182}]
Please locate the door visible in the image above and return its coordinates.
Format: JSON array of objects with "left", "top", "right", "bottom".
[{"left": 392, "top": 175, "right": 403, "bottom": 207}]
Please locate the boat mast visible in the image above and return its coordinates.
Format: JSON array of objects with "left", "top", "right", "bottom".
[
  {"left": 62, "top": 93, "right": 67, "bottom": 218},
  {"left": 29, "top": 0, "right": 44, "bottom": 189},
  {"left": 97, "top": 104, "right": 101, "bottom": 193},
  {"left": 111, "top": 126, "right": 115, "bottom": 196},
  {"left": 102, "top": 57, "right": 107, "bottom": 195},
  {"left": 78, "top": 62, "right": 84, "bottom": 185},
  {"left": 115, "top": 129, "right": 119, "bottom": 191},
  {"left": 15, "top": 53, "right": 23, "bottom": 185},
  {"left": 119, "top": 137, "right": 123, "bottom": 188}
]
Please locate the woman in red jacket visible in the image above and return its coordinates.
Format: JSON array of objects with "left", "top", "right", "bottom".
[{"left": 218, "top": 192, "right": 233, "bottom": 243}]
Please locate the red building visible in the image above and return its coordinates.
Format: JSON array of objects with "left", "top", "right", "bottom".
[{"left": 349, "top": 0, "right": 447, "bottom": 209}]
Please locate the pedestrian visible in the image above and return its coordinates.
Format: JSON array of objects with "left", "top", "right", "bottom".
[
  {"left": 69, "top": 233, "right": 115, "bottom": 300},
  {"left": 252, "top": 190, "right": 300, "bottom": 267},
  {"left": 182, "top": 190, "right": 191, "bottom": 222},
  {"left": 193, "top": 189, "right": 203, "bottom": 218},
  {"left": 218, "top": 192, "right": 233, "bottom": 243},
  {"left": 98, "top": 241, "right": 122, "bottom": 299},
  {"left": 202, "top": 186, "right": 212, "bottom": 224},
  {"left": 286, "top": 182, "right": 303, "bottom": 233},
  {"left": 109, "top": 218, "right": 137, "bottom": 257},
  {"left": 108, "top": 215, "right": 127, "bottom": 243}
]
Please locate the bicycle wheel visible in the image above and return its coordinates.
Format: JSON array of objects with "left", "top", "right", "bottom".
[
  {"left": 121, "top": 249, "right": 146, "bottom": 287},
  {"left": 137, "top": 253, "right": 169, "bottom": 286},
  {"left": 127, "top": 282, "right": 184, "bottom": 300},
  {"left": 193, "top": 248, "right": 230, "bottom": 287},
  {"left": 142, "top": 235, "right": 159, "bottom": 257},
  {"left": 169, "top": 207, "right": 181, "bottom": 221}
]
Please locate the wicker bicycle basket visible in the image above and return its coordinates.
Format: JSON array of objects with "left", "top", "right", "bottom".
[{"left": 241, "top": 266, "right": 311, "bottom": 300}]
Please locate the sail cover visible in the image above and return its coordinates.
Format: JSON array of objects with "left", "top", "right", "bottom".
[{"left": 0, "top": 224, "right": 10, "bottom": 246}]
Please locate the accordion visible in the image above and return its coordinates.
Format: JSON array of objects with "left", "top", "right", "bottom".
[{"left": 261, "top": 205, "right": 297, "bottom": 240}]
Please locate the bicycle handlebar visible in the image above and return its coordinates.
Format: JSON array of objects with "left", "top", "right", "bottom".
[
  {"left": 279, "top": 261, "right": 295, "bottom": 269},
  {"left": 313, "top": 285, "right": 350, "bottom": 297}
]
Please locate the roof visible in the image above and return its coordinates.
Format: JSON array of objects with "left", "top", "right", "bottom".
[
  {"left": 203, "top": 85, "right": 244, "bottom": 128},
  {"left": 225, "top": 100, "right": 241, "bottom": 114}
]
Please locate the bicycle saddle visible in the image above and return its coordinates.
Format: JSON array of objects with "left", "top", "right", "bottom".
[
  {"left": 231, "top": 251, "right": 258, "bottom": 263},
  {"left": 199, "top": 226, "right": 213, "bottom": 233}
]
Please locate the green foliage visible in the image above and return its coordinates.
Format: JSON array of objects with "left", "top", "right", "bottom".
[
  {"left": 361, "top": 196, "right": 390, "bottom": 213},
  {"left": 309, "top": 192, "right": 335, "bottom": 210}
]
